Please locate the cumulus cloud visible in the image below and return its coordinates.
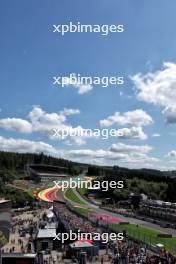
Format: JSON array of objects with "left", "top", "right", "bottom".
[
  {"left": 0, "top": 106, "right": 96, "bottom": 146},
  {"left": 61, "top": 73, "right": 93, "bottom": 94},
  {"left": 0, "top": 106, "right": 151, "bottom": 146},
  {"left": 110, "top": 143, "right": 152, "bottom": 154},
  {"left": 61, "top": 108, "right": 80, "bottom": 116},
  {"left": 162, "top": 107, "right": 176, "bottom": 124},
  {"left": 131, "top": 62, "right": 176, "bottom": 123},
  {"left": 0, "top": 136, "right": 59, "bottom": 156},
  {"left": 66, "top": 142, "right": 156, "bottom": 166},
  {"left": 100, "top": 109, "right": 153, "bottom": 127},
  {"left": 28, "top": 106, "right": 90, "bottom": 145},
  {"left": 28, "top": 106, "right": 68, "bottom": 134},
  {"left": 0, "top": 135, "right": 158, "bottom": 168},
  {"left": 116, "top": 126, "right": 147, "bottom": 140},
  {"left": 99, "top": 109, "right": 152, "bottom": 141},
  {"left": 0, "top": 106, "right": 86, "bottom": 144},
  {"left": 152, "top": 133, "right": 161, "bottom": 137},
  {"left": 68, "top": 149, "right": 127, "bottom": 160},
  {"left": 66, "top": 136, "right": 87, "bottom": 146},
  {"left": 0, "top": 118, "right": 32, "bottom": 133},
  {"left": 167, "top": 150, "right": 176, "bottom": 158},
  {"left": 122, "top": 154, "right": 158, "bottom": 164}
]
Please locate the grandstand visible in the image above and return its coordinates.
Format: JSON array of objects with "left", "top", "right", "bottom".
[
  {"left": 25, "top": 164, "right": 69, "bottom": 181},
  {"left": 139, "top": 199, "right": 176, "bottom": 223},
  {"left": 0, "top": 200, "right": 11, "bottom": 242}
]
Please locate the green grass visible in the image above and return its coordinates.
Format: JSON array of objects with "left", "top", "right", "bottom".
[
  {"left": 0, "top": 231, "right": 7, "bottom": 246},
  {"left": 109, "top": 223, "right": 176, "bottom": 254},
  {"left": 73, "top": 206, "right": 91, "bottom": 215},
  {"left": 27, "top": 187, "right": 35, "bottom": 198},
  {"left": 65, "top": 188, "right": 86, "bottom": 205},
  {"left": 77, "top": 185, "right": 87, "bottom": 196}
]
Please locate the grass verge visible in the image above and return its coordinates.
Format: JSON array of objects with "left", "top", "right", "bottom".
[
  {"left": 65, "top": 188, "right": 86, "bottom": 205},
  {"left": 109, "top": 223, "right": 176, "bottom": 254}
]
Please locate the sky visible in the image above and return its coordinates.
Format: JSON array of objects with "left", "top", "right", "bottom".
[{"left": 0, "top": 0, "right": 176, "bottom": 170}]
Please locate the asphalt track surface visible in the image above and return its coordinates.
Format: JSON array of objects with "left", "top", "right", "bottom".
[{"left": 38, "top": 187, "right": 58, "bottom": 202}]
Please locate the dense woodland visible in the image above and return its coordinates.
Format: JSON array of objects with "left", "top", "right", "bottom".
[
  {"left": 0, "top": 151, "right": 84, "bottom": 175},
  {"left": 87, "top": 165, "right": 176, "bottom": 202}
]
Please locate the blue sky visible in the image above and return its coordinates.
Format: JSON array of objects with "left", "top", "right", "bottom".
[{"left": 0, "top": 0, "right": 176, "bottom": 169}]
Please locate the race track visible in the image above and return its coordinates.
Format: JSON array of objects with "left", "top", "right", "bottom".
[{"left": 37, "top": 187, "right": 59, "bottom": 202}]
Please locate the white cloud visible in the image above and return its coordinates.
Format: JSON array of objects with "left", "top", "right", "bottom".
[
  {"left": 0, "top": 136, "right": 59, "bottom": 156},
  {"left": 121, "top": 154, "right": 158, "bottom": 164},
  {"left": 0, "top": 106, "right": 150, "bottom": 146},
  {"left": 100, "top": 109, "right": 153, "bottom": 127},
  {"left": 61, "top": 108, "right": 80, "bottom": 116},
  {"left": 0, "top": 118, "right": 32, "bottom": 133},
  {"left": 152, "top": 133, "right": 161, "bottom": 137},
  {"left": 0, "top": 106, "right": 95, "bottom": 146},
  {"left": 167, "top": 150, "right": 176, "bottom": 158},
  {"left": 62, "top": 73, "right": 93, "bottom": 94},
  {"left": 131, "top": 62, "right": 176, "bottom": 123},
  {"left": 28, "top": 106, "right": 67, "bottom": 133},
  {"left": 110, "top": 143, "right": 152, "bottom": 154},
  {"left": 0, "top": 136, "right": 158, "bottom": 168},
  {"left": 28, "top": 107, "right": 89, "bottom": 145},
  {"left": 68, "top": 149, "right": 127, "bottom": 160},
  {"left": 162, "top": 107, "right": 176, "bottom": 124},
  {"left": 28, "top": 107, "right": 79, "bottom": 134},
  {"left": 66, "top": 136, "right": 86, "bottom": 146},
  {"left": 116, "top": 126, "right": 147, "bottom": 140},
  {"left": 66, "top": 143, "right": 156, "bottom": 166}
]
